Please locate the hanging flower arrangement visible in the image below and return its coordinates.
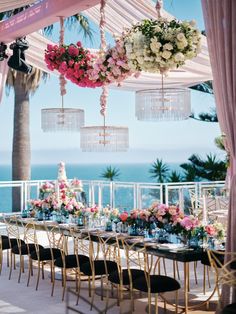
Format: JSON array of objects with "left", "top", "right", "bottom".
[
  {"left": 123, "top": 18, "right": 202, "bottom": 73},
  {"left": 88, "top": 39, "right": 137, "bottom": 85},
  {"left": 44, "top": 41, "right": 103, "bottom": 88}
]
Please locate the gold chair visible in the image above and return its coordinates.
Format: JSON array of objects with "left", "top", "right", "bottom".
[
  {"left": 79, "top": 231, "right": 118, "bottom": 311},
  {"left": 29, "top": 223, "right": 63, "bottom": 293},
  {"left": 54, "top": 228, "right": 90, "bottom": 301},
  {"left": 4, "top": 216, "right": 25, "bottom": 280},
  {"left": 207, "top": 249, "right": 236, "bottom": 312},
  {"left": 11, "top": 220, "right": 44, "bottom": 283},
  {"left": 122, "top": 238, "right": 181, "bottom": 314}
]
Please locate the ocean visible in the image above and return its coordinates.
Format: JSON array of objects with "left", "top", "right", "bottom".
[{"left": 0, "top": 163, "right": 182, "bottom": 212}]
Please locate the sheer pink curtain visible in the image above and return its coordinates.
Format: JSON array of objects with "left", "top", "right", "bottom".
[
  {"left": 0, "top": 59, "right": 8, "bottom": 104},
  {"left": 201, "top": 0, "right": 236, "bottom": 309}
]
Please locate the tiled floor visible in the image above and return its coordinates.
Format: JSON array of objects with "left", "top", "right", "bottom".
[{"left": 0, "top": 249, "right": 218, "bottom": 314}]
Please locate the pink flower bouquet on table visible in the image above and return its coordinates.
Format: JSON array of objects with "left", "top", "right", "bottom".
[{"left": 39, "top": 181, "right": 55, "bottom": 199}]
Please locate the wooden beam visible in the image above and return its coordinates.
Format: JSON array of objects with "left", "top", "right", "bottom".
[{"left": 0, "top": 0, "right": 100, "bottom": 43}]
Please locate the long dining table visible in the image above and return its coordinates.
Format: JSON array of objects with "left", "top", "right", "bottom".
[{"left": 2, "top": 216, "right": 213, "bottom": 314}]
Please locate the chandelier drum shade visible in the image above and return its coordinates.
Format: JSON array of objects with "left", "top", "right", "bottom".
[
  {"left": 80, "top": 126, "right": 129, "bottom": 152},
  {"left": 41, "top": 108, "right": 84, "bottom": 132},
  {"left": 135, "top": 88, "right": 191, "bottom": 121}
]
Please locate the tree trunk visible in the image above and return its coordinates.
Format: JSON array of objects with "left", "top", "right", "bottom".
[{"left": 12, "top": 82, "right": 31, "bottom": 212}]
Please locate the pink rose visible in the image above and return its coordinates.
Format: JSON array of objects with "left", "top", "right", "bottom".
[
  {"left": 119, "top": 212, "right": 129, "bottom": 222},
  {"left": 205, "top": 225, "right": 216, "bottom": 236}
]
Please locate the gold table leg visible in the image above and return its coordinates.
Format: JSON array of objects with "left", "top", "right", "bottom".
[{"left": 184, "top": 262, "right": 189, "bottom": 314}]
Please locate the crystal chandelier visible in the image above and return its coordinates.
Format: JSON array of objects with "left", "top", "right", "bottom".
[
  {"left": 41, "top": 17, "right": 84, "bottom": 132},
  {"left": 80, "top": 125, "right": 129, "bottom": 152},
  {"left": 80, "top": 0, "right": 129, "bottom": 152},
  {"left": 135, "top": 75, "right": 191, "bottom": 121}
]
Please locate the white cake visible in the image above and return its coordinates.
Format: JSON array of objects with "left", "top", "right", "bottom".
[{"left": 57, "top": 161, "right": 67, "bottom": 182}]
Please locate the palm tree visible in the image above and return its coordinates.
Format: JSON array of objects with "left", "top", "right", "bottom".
[
  {"left": 180, "top": 163, "right": 198, "bottom": 182},
  {"left": 6, "top": 68, "right": 46, "bottom": 210},
  {"left": 149, "top": 158, "right": 169, "bottom": 183},
  {"left": 181, "top": 153, "right": 226, "bottom": 182},
  {"left": 168, "top": 170, "right": 182, "bottom": 183},
  {"left": 101, "top": 166, "right": 120, "bottom": 181},
  {"left": 1, "top": 8, "right": 93, "bottom": 211}
]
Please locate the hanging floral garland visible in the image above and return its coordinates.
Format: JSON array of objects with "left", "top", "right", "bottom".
[
  {"left": 45, "top": 42, "right": 103, "bottom": 88},
  {"left": 123, "top": 18, "right": 202, "bottom": 73}
]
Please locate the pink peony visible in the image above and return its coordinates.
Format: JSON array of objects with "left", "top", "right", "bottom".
[
  {"left": 119, "top": 212, "right": 129, "bottom": 222},
  {"left": 205, "top": 225, "right": 216, "bottom": 236}
]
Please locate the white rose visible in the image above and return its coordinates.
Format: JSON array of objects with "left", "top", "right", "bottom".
[
  {"left": 176, "top": 41, "right": 185, "bottom": 50},
  {"left": 177, "top": 33, "right": 186, "bottom": 42},
  {"left": 154, "top": 25, "right": 162, "bottom": 32},
  {"left": 163, "top": 43, "right": 173, "bottom": 50},
  {"left": 174, "top": 52, "right": 185, "bottom": 62},
  {"left": 162, "top": 50, "right": 172, "bottom": 60},
  {"left": 137, "top": 56, "right": 144, "bottom": 64}
]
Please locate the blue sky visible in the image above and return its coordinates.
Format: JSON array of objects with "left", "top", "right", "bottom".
[{"left": 0, "top": 0, "right": 223, "bottom": 164}]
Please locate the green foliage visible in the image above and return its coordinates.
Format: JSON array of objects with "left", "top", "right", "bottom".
[
  {"left": 180, "top": 164, "right": 198, "bottom": 182},
  {"left": 181, "top": 153, "right": 226, "bottom": 181},
  {"left": 149, "top": 158, "right": 169, "bottom": 183},
  {"left": 101, "top": 166, "right": 120, "bottom": 182},
  {"left": 168, "top": 170, "right": 182, "bottom": 183},
  {"left": 214, "top": 135, "right": 226, "bottom": 151}
]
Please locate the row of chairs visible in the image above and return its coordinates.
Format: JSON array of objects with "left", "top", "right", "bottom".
[{"left": 0, "top": 217, "right": 181, "bottom": 314}]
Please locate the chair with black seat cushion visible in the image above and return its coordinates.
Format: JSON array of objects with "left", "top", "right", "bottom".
[
  {"left": 29, "top": 223, "right": 63, "bottom": 293},
  {"left": 54, "top": 228, "right": 90, "bottom": 301},
  {"left": 0, "top": 232, "right": 10, "bottom": 274},
  {"left": 122, "top": 239, "right": 181, "bottom": 314},
  {"left": 4, "top": 216, "right": 25, "bottom": 280},
  {"left": 79, "top": 231, "right": 118, "bottom": 311},
  {"left": 222, "top": 302, "right": 236, "bottom": 314},
  {"left": 207, "top": 250, "right": 236, "bottom": 313},
  {"left": 11, "top": 220, "right": 44, "bottom": 283},
  {"left": 107, "top": 235, "right": 145, "bottom": 309}
]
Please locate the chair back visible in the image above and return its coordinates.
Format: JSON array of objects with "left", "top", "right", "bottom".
[
  {"left": 121, "top": 237, "right": 147, "bottom": 289},
  {"left": 43, "top": 223, "right": 64, "bottom": 259},
  {"left": 207, "top": 250, "right": 236, "bottom": 288}
]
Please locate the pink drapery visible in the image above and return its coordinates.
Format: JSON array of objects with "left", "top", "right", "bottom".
[
  {"left": 0, "top": 59, "right": 8, "bottom": 103},
  {"left": 201, "top": 0, "right": 236, "bottom": 309}
]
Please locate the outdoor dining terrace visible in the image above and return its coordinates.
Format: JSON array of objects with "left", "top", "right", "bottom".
[{"left": 0, "top": 176, "right": 231, "bottom": 314}]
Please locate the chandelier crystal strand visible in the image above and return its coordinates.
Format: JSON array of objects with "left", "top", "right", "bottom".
[
  {"left": 41, "top": 17, "right": 84, "bottom": 132},
  {"left": 80, "top": 0, "right": 129, "bottom": 152}
]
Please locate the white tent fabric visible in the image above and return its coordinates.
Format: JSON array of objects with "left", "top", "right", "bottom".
[{"left": 0, "top": 0, "right": 37, "bottom": 13}]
